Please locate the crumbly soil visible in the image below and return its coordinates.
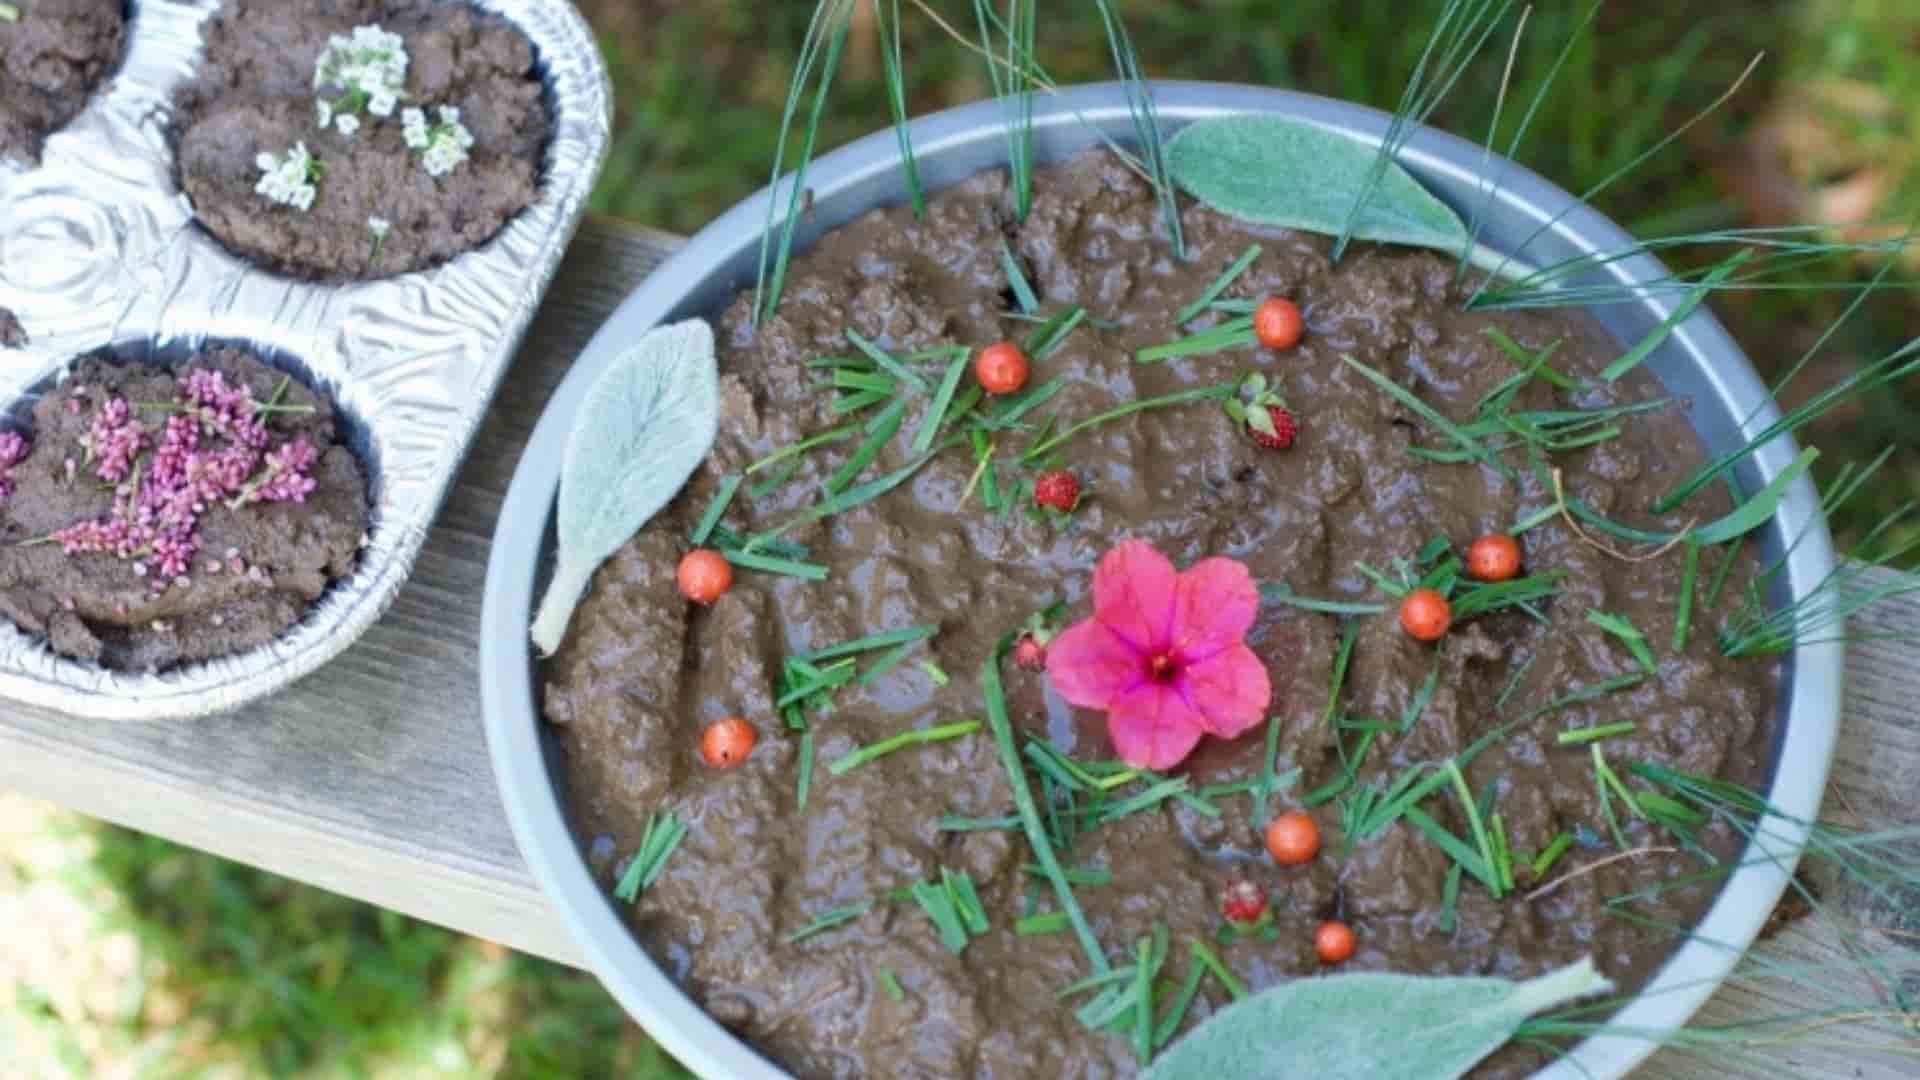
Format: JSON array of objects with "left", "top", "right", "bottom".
[
  {"left": 0, "top": 347, "right": 368, "bottom": 671},
  {"left": 0, "top": 308, "right": 24, "bottom": 348},
  {"left": 0, "top": 0, "right": 124, "bottom": 164},
  {"left": 171, "top": 0, "right": 550, "bottom": 281},
  {"left": 544, "top": 151, "right": 1778, "bottom": 1078}
]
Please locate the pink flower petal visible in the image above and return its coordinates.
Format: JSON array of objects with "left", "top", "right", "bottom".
[
  {"left": 1045, "top": 618, "right": 1145, "bottom": 709},
  {"left": 1091, "top": 539, "right": 1177, "bottom": 654},
  {"left": 1169, "top": 557, "right": 1260, "bottom": 664},
  {"left": 1178, "top": 643, "right": 1272, "bottom": 739},
  {"left": 1105, "top": 681, "right": 1208, "bottom": 770}
]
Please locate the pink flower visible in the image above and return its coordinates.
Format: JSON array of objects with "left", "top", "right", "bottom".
[{"left": 1046, "top": 540, "right": 1272, "bottom": 770}]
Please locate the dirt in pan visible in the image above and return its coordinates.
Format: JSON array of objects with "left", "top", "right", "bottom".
[
  {"left": 0, "top": 0, "right": 126, "bottom": 163},
  {"left": 0, "top": 346, "right": 368, "bottom": 671},
  {"left": 543, "top": 150, "right": 1781, "bottom": 1078},
  {"left": 171, "top": 0, "right": 551, "bottom": 282}
]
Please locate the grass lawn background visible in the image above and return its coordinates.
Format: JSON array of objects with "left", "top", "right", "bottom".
[{"left": 6, "top": 1, "right": 1918, "bottom": 1076}]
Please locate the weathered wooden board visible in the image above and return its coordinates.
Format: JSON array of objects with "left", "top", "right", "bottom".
[{"left": 0, "top": 219, "right": 1912, "bottom": 1078}]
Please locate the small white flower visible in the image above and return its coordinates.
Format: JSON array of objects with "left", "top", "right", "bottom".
[
  {"left": 335, "top": 113, "right": 361, "bottom": 137},
  {"left": 317, "top": 99, "right": 334, "bottom": 128},
  {"left": 367, "top": 216, "right": 391, "bottom": 238},
  {"left": 312, "top": 22, "right": 408, "bottom": 127},
  {"left": 408, "top": 106, "right": 475, "bottom": 177},
  {"left": 254, "top": 142, "right": 320, "bottom": 212}
]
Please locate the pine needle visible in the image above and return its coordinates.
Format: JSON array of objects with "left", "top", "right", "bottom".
[{"left": 754, "top": 0, "right": 854, "bottom": 325}]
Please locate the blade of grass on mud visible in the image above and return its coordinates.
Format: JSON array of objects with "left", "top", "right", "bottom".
[
  {"left": 689, "top": 474, "right": 742, "bottom": 546},
  {"left": 754, "top": 0, "right": 853, "bottom": 325},
  {"left": 784, "top": 899, "right": 875, "bottom": 943},
  {"left": 1136, "top": 318, "right": 1256, "bottom": 365},
  {"left": 982, "top": 643, "right": 1108, "bottom": 975},
  {"left": 1023, "top": 383, "right": 1236, "bottom": 461},
  {"left": 724, "top": 548, "right": 830, "bottom": 581},
  {"left": 828, "top": 720, "right": 981, "bottom": 776},
  {"left": 1001, "top": 239, "right": 1040, "bottom": 314},
  {"left": 1176, "top": 245, "right": 1262, "bottom": 326},
  {"left": 1341, "top": 355, "right": 1510, "bottom": 477},
  {"left": 532, "top": 320, "right": 719, "bottom": 655},
  {"left": 614, "top": 811, "right": 687, "bottom": 904}
]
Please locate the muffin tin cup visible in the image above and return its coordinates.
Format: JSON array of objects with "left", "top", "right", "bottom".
[
  {"left": 479, "top": 83, "right": 1840, "bottom": 1080},
  {"left": 0, "top": 0, "right": 611, "bottom": 719}
]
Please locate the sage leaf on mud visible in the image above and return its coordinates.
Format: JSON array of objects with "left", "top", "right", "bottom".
[
  {"left": 1143, "top": 957, "right": 1611, "bottom": 1080},
  {"left": 531, "top": 319, "right": 719, "bottom": 655},
  {"left": 1168, "top": 115, "right": 1471, "bottom": 257}
]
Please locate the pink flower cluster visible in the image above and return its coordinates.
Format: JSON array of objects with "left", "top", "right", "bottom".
[
  {"left": 0, "top": 430, "right": 29, "bottom": 504},
  {"left": 82, "top": 398, "right": 143, "bottom": 482},
  {"left": 52, "top": 368, "right": 321, "bottom": 585}
]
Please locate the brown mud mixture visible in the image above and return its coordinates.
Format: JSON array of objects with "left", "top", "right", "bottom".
[
  {"left": 0, "top": 0, "right": 124, "bottom": 164},
  {"left": 0, "top": 346, "right": 368, "bottom": 670},
  {"left": 545, "top": 151, "right": 1778, "bottom": 1078},
  {"left": 171, "top": 0, "right": 550, "bottom": 282}
]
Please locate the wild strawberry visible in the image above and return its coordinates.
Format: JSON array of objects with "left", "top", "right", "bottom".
[
  {"left": 1250, "top": 405, "right": 1297, "bottom": 450},
  {"left": 1033, "top": 470, "right": 1079, "bottom": 512},
  {"left": 1013, "top": 634, "right": 1047, "bottom": 671},
  {"left": 1221, "top": 879, "right": 1269, "bottom": 926}
]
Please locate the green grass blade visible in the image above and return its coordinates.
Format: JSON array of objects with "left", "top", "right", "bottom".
[
  {"left": 876, "top": 0, "right": 923, "bottom": 217},
  {"left": 1601, "top": 252, "right": 1750, "bottom": 382},
  {"left": 755, "top": 1, "right": 853, "bottom": 325}
]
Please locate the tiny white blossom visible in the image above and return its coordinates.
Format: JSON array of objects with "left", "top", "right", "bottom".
[
  {"left": 312, "top": 22, "right": 408, "bottom": 129},
  {"left": 316, "top": 99, "right": 334, "bottom": 128},
  {"left": 335, "top": 113, "right": 361, "bottom": 137},
  {"left": 408, "top": 105, "right": 475, "bottom": 178},
  {"left": 367, "top": 216, "right": 391, "bottom": 238},
  {"left": 254, "top": 142, "right": 320, "bottom": 212}
]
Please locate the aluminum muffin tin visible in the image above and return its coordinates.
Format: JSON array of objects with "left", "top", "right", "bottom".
[{"left": 0, "top": 0, "right": 610, "bottom": 719}]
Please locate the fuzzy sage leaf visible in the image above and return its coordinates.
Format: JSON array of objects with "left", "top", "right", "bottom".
[
  {"left": 1143, "top": 957, "right": 1611, "bottom": 1080},
  {"left": 1168, "top": 115, "right": 1470, "bottom": 257},
  {"left": 531, "top": 319, "right": 719, "bottom": 655}
]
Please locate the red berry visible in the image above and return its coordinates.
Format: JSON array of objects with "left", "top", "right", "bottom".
[
  {"left": 1250, "top": 406, "right": 1298, "bottom": 450},
  {"left": 1265, "top": 811, "right": 1321, "bottom": 866},
  {"left": 1254, "top": 297, "right": 1305, "bottom": 350},
  {"left": 1466, "top": 534, "right": 1522, "bottom": 582},
  {"left": 1033, "top": 470, "right": 1080, "bottom": 512},
  {"left": 1221, "top": 880, "right": 1269, "bottom": 926},
  {"left": 701, "top": 717, "right": 757, "bottom": 768},
  {"left": 1400, "top": 589, "right": 1452, "bottom": 643},
  {"left": 1315, "top": 920, "right": 1357, "bottom": 965},
  {"left": 677, "top": 549, "right": 733, "bottom": 605},
  {"left": 1013, "top": 635, "right": 1048, "bottom": 672},
  {"left": 975, "top": 342, "right": 1030, "bottom": 396}
]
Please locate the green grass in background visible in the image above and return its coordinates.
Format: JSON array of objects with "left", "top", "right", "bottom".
[{"left": 7, "top": 2, "right": 1920, "bottom": 1077}]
